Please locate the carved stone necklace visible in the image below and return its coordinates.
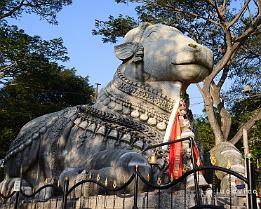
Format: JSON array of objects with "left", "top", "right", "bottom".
[
  {"left": 112, "top": 67, "right": 175, "bottom": 112},
  {"left": 96, "top": 67, "right": 179, "bottom": 133}
]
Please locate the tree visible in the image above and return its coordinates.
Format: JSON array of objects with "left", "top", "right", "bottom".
[
  {"left": 92, "top": 0, "right": 261, "bottom": 147},
  {"left": 230, "top": 92, "right": 261, "bottom": 162},
  {"left": 0, "top": 0, "right": 72, "bottom": 24},
  {"left": 0, "top": 24, "right": 69, "bottom": 84},
  {"left": 194, "top": 117, "right": 215, "bottom": 152},
  {"left": 0, "top": 25, "right": 94, "bottom": 180},
  {"left": 0, "top": 65, "right": 94, "bottom": 180},
  {"left": 0, "top": 0, "right": 95, "bottom": 180},
  {"left": 0, "top": 0, "right": 72, "bottom": 77}
]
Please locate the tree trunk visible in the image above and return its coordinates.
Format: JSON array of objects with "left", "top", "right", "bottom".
[{"left": 201, "top": 86, "right": 225, "bottom": 145}]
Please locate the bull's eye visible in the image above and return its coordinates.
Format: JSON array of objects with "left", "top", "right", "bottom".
[
  {"left": 188, "top": 43, "right": 198, "bottom": 48},
  {"left": 148, "top": 32, "right": 154, "bottom": 36},
  {"left": 146, "top": 30, "right": 159, "bottom": 40}
]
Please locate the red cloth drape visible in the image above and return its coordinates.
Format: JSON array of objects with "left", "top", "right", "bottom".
[
  {"left": 168, "top": 107, "right": 203, "bottom": 179},
  {"left": 168, "top": 111, "right": 183, "bottom": 179}
]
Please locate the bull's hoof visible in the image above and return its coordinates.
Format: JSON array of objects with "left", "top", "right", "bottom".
[
  {"left": 0, "top": 178, "right": 19, "bottom": 196},
  {"left": 0, "top": 178, "right": 32, "bottom": 198}
]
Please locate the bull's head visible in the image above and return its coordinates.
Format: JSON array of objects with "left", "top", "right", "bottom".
[{"left": 114, "top": 23, "right": 213, "bottom": 94}]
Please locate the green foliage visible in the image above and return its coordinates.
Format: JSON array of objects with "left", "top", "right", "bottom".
[
  {"left": 230, "top": 95, "right": 261, "bottom": 163},
  {"left": 0, "top": 127, "right": 15, "bottom": 180},
  {"left": 0, "top": 24, "right": 69, "bottom": 84},
  {"left": 195, "top": 94, "right": 261, "bottom": 158},
  {"left": 249, "top": 121, "right": 261, "bottom": 165},
  {"left": 0, "top": 26, "right": 94, "bottom": 160},
  {"left": 231, "top": 94, "right": 261, "bottom": 118},
  {"left": 1, "top": 67, "right": 94, "bottom": 115},
  {"left": 194, "top": 117, "right": 215, "bottom": 152},
  {"left": 0, "top": 0, "right": 72, "bottom": 24},
  {"left": 225, "top": 34, "right": 261, "bottom": 104},
  {"left": 0, "top": 1, "right": 94, "bottom": 180},
  {"left": 92, "top": 15, "right": 138, "bottom": 43},
  {"left": 0, "top": 32, "right": 94, "bottom": 179}
]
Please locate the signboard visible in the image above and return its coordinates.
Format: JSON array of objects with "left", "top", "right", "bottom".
[{"left": 13, "top": 179, "right": 21, "bottom": 191}]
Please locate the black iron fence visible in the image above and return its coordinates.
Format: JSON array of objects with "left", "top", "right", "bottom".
[
  {"left": 0, "top": 138, "right": 258, "bottom": 209},
  {"left": 0, "top": 163, "right": 257, "bottom": 208}
]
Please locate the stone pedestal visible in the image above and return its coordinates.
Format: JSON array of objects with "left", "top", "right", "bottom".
[{"left": 0, "top": 190, "right": 248, "bottom": 209}]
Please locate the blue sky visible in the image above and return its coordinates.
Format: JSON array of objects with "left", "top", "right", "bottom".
[{"left": 7, "top": 0, "right": 205, "bottom": 115}]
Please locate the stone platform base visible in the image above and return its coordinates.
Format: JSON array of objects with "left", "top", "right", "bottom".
[{"left": 0, "top": 190, "right": 247, "bottom": 209}]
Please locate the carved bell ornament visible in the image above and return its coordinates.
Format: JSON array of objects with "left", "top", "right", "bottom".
[
  {"left": 147, "top": 117, "right": 157, "bottom": 126},
  {"left": 96, "top": 174, "right": 100, "bottom": 182},
  {"left": 148, "top": 152, "right": 158, "bottom": 165},
  {"left": 131, "top": 110, "right": 140, "bottom": 118},
  {"left": 186, "top": 173, "right": 209, "bottom": 189},
  {"left": 113, "top": 180, "right": 117, "bottom": 188},
  {"left": 140, "top": 113, "right": 149, "bottom": 121},
  {"left": 156, "top": 121, "right": 167, "bottom": 131}
]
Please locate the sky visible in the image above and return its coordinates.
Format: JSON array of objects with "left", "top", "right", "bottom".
[{"left": 7, "top": 0, "right": 205, "bottom": 115}]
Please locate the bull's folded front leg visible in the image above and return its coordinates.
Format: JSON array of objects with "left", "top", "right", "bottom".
[{"left": 88, "top": 150, "right": 152, "bottom": 193}]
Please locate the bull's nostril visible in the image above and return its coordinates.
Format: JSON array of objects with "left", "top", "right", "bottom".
[{"left": 188, "top": 43, "right": 198, "bottom": 48}]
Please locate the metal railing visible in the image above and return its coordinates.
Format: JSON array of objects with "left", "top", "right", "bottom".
[{"left": 0, "top": 138, "right": 258, "bottom": 209}]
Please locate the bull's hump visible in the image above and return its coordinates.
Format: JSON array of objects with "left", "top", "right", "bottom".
[{"left": 4, "top": 106, "right": 80, "bottom": 163}]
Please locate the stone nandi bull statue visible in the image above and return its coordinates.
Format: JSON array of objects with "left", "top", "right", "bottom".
[{"left": 0, "top": 23, "right": 214, "bottom": 197}]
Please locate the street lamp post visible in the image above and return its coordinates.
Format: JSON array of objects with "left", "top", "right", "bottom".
[{"left": 95, "top": 83, "right": 101, "bottom": 100}]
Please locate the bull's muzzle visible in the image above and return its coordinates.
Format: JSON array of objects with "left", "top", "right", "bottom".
[{"left": 172, "top": 43, "right": 213, "bottom": 73}]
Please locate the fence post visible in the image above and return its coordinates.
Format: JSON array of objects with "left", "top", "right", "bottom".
[
  {"left": 62, "top": 177, "right": 69, "bottom": 209},
  {"left": 246, "top": 154, "right": 257, "bottom": 209},
  {"left": 190, "top": 138, "right": 201, "bottom": 206},
  {"left": 13, "top": 178, "right": 22, "bottom": 209},
  {"left": 13, "top": 191, "right": 19, "bottom": 209},
  {"left": 133, "top": 165, "right": 139, "bottom": 209}
]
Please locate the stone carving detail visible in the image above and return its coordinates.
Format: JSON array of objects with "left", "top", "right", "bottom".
[
  {"left": 210, "top": 142, "right": 245, "bottom": 192},
  {"left": 112, "top": 69, "right": 174, "bottom": 112},
  {"left": 0, "top": 23, "right": 214, "bottom": 196}
]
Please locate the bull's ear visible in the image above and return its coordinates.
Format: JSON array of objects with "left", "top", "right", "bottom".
[{"left": 114, "top": 42, "right": 135, "bottom": 61}]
